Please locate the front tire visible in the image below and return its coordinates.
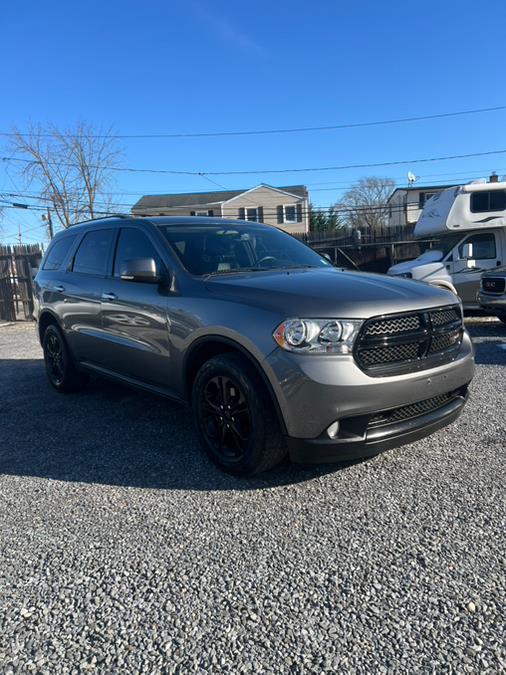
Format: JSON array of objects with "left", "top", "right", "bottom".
[
  {"left": 192, "top": 354, "right": 286, "bottom": 475},
  {"left": 42, "top": 324, "right": 88, "bottom": 393}
]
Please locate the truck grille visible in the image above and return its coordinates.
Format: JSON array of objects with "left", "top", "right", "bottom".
[
  {"left": 481, "top": 276, "right": 506, "bottom": 295},
  {"left": 355, "top": 305, "right": 463, "bottom": 376}
]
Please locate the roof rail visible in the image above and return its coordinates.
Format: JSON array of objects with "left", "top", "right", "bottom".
[{"left": 71, "top": 213, "right": 130, "bottom": 226}]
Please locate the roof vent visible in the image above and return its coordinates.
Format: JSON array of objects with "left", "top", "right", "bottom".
[{"left": 489, "top": 171, "right": 499, "bottom": 183}]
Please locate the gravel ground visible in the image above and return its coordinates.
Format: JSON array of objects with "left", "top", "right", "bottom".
[{"left": 0, "top": 320, "right": 505, "bottom": 674}]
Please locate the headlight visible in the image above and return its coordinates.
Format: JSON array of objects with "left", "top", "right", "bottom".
[{"left": 273, "top": 318, "right": 363, "bottom": 354}]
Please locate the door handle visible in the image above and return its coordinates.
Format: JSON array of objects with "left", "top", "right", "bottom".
[
  {"left": 54, "top": 285, "right": 65, "bottom": 293},
  {"left": 101, "top": 292, "right": 117, "bottom": 301}
]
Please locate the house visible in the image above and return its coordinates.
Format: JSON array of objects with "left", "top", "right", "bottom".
[
  {"left": 386, "top": 184, "right": 461, "bottom": 229},
  {"left": 131, "top": 184, "right": 309, "bottom": 234}
]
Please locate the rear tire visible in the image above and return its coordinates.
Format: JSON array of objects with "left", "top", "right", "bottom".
[
  {"left": 192, "top": 353, "right": 286, "bottom": 475},
  {"left": 42, "top": 324, "right": 88, "bottom": 393}
]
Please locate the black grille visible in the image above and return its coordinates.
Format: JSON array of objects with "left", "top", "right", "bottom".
[
  {"left": 368, "top": 390, "right": 461, "bottom": 427},
  {"left": 481, "top": 276, "right": 506, "bottom": 295},
  {"left": 430, "top": 307, "right": 461, "bottom": 326},
  {"left": 359, "top": 342, "right": 419, "bottom": 366},
  {"left": 355, "top": 305, "right": 463, "bottom": 376},
  {"left": 364, "top": 314, "right": 421, "bottom": 336}
]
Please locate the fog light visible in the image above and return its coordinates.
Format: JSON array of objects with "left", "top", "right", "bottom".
[{"left": 326, "top": 421, "right": 340, "bottom": 439}]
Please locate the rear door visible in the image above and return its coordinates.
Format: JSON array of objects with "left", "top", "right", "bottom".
[
  {"left": 447, "top": 231, "right": 501, "bottom": 305},
  {"left": 99, "top": 226, "right": 174, "bottom": 389},
  {"left": 60, "top": 228, "right": 115, "bottom": 364}
]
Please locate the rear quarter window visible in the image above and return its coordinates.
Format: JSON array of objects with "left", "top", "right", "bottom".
[{"left": 42, "top": 236, "right": 76, "bottom": 271}]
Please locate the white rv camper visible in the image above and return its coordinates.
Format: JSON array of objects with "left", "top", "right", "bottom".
[{"left": 388, "top": 177, "right": 506, "bottom": 309}]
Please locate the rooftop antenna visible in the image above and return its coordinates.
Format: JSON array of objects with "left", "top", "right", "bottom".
[{"left": 407, "top": 171, "right": 418, "bottom": 185}]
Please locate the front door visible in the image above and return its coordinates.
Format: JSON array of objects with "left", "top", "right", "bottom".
[
  {"left": 99, "top": 227, "right": 174, "bottom": 390},
  {"left": 447, "top": 231, "right": 501, "bottom": 305}
]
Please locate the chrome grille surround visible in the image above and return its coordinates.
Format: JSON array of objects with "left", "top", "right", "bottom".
[{"left": 354, "top": 305, "right": 463, "bottom": 376}]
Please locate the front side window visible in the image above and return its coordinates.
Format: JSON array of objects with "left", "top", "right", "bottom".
[
  {"left": 470, "top": 190, "right": 506, "bottom": 213},
  {"left": 159, "top": 224, "right": 331, "bottom": 276},
  {"left": 42, "top": 236, "right": 76, "bottom": 271},
  {"left": 113, "top": 228, "right": 161, "bottom": 277},
  {"left": 72, "top": 229, "right": 113, "bottom": 276},
  {"left": 458, "top": 233, "right": 496, "bottom": 260}
]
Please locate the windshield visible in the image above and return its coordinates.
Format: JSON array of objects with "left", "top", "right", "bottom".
[
  {"left": 429, "top": 234, "right": 463, "bottom": 257},
  {"left": 159, "top": 224, "right": 332, "bottom": 276}
]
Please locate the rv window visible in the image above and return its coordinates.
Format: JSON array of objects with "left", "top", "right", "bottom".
[
  {"left": 458, "top": 233, "right": 496, "bottom": 260},
  {"left": 470, "top": 190, "right": 506, "bottom": 213}
]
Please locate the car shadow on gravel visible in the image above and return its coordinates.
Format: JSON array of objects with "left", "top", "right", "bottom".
[{"left": 0, "top": 359, "right": 357, "bottom": 492}]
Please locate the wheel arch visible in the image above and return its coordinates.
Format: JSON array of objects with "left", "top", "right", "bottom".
[
  {"left": 37, "top": 309, "right": 60, "bottom": 345},
  {"left": 183, "top": 336, "right": 287, "bottom": 435},
  {"left": 429, "top": 280, "right": 459, "bottom": 295}
]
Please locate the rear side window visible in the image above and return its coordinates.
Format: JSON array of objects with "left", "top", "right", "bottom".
[
  {"left": 72, "top": 229, "right": 114, "bottom": 275},
  {"left": 113, "top": 228, "right": 161, "bottom": 277},
  {"left": 42, "top": 236, "right": 76, "bottom": 271}
]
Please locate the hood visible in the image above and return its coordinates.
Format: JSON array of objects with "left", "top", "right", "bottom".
[{"left": 205, "top": 267, "right": 456, "bottom": 318}]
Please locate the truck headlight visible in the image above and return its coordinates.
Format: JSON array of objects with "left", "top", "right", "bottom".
[{"left": 273, "top": 318, "right": 363, "bottom": 354}]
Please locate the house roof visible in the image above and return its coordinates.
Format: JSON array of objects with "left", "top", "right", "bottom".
[
  {"left": 386, "top": 184, "right": 461, "bottom": 203},
  {"left": 131, "top": 184, "right": 308, "bottom": 211}
]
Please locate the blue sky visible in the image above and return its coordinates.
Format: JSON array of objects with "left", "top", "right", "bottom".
[{"left": 1, "top": 0, "right": 506, "bottom": 242}]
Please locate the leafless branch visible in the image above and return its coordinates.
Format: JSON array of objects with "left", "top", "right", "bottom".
[{"left": 9, "top": 122, "right": 123, "bottom": 228}]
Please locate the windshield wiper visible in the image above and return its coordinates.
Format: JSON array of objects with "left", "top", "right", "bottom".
[{"left": 204, "top": 264, "right": 318, "bottom": 278}]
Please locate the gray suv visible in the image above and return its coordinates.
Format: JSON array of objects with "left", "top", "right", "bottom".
[{"left": 34, "top": 216, "right": 475, "bottom": 475}]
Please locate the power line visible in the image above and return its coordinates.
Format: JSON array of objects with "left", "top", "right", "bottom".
[
  {"left": 4, "top": 147, "right": 506, "bottom": 177},
  {"left": 0, "top": 200, "right": 432, "bottom": 217},
  {"left": 3, "top": 105, "right": 506, "bottom": 140}
]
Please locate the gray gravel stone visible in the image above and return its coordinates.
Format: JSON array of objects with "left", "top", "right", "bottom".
[{"left": 0, "top": 319, "right": 504, "bottom": 673}]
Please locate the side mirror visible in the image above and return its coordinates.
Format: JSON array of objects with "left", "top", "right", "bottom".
[
  {"left": 461, "top": 243, "right": 474, "bottom": 260},
  {"left": 120, "top": 257, "right": 160, "bottom": 283}
]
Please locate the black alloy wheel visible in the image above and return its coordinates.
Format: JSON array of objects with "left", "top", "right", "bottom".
[
  {"left": 192, "top": 353, "right": 286, "bottom": 475},
  {"left": 42, "top": 324, "right": 88, "bottom": 393},
  {"left": 45, "top": 330, "right": 65, "bottom": 386},
  {"left": 200, "top": 374, "right": 251, "bottom": 463}
]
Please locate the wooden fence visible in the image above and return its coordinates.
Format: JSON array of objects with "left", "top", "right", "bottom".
[{"left": 0, "top": 244, "right": 44, "bottom": 321}]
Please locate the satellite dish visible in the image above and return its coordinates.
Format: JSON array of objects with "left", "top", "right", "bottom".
[{"left": 407, "top": 171, "right": 417, "bottom": 184}]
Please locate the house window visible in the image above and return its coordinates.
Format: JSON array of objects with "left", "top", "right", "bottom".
[
  {"left": 419, "top": 192, "right": 438, "bottom": 209},
  {"left": 246, "top": 207, "right": 258, "bottom": 222},
  {"left": 284, "top": 205, "right": 297, "bottom": 223},
  {"left": 470, "top": 190, "right": 506, "bottom": 213}
]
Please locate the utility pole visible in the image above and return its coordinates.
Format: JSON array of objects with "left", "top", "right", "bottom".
[
  {"left": 46, "top": 207, "right": 54, "bottom": 240},
  {"left": 18, "top": 224, "right": 22, "bottom": 245}
]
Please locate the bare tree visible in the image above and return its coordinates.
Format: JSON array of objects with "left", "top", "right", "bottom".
[
  {"left": 10, "top": 122, "right": 122, "bottom": 228},
  {"left": 334, "top": 176, "right": 395, "bottom": 234}
]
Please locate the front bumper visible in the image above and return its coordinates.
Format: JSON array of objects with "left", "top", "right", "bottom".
[
  {"left": 264, "top": 331, "right": 474, "bottom": 439},
  {"left": 287, "top": 388, "right": 468, "bottom": 463}
]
